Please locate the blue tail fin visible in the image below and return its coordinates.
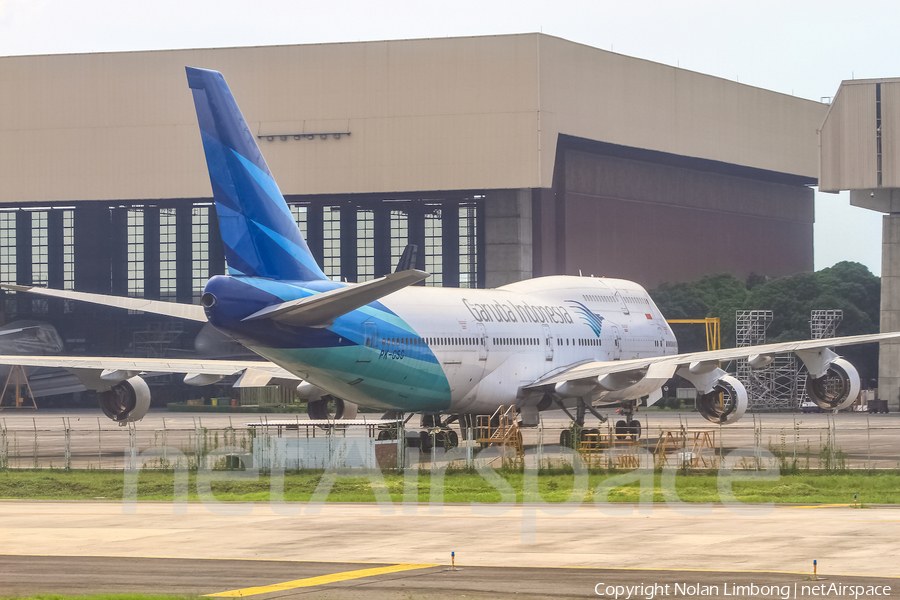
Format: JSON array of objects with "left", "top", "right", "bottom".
[{"left": 186, "top": 67, "right": 327, "bottom": 282}]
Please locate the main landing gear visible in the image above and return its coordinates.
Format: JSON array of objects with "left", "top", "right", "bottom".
[
  {"left": 556, "top": 397, "right": 614, "bottom": 448},
  {"left": 379, "top": 413, "right": 460, "bottom": 452},
  {"left": 614, "top": 404, "right": 641, "bottom": 441},
  {"left": 420, "top": 428, "right": 459, "bottom": 452},
  {"left": 555, "top": 398, "right": 641, "bottom": 446}
]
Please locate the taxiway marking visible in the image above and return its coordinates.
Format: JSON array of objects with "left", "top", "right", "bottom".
[{"left": 203, "top": 563, "right": 439, "bottom": 596}]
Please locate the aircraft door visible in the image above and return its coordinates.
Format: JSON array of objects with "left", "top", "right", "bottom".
[
  {"left": 609, "top": 323, "right": 622, "bottom": 360},
  {"left": 359, "top": 321, "right": 377, "bottom": 363},
  {"left": 542, "top": 324, "right": 554, "bottom": 361},
  {"left": 614, "top": 292, "right": 630, "bottom": 315},
  {"left": 476, "top": 322, "right": 488, "bottom": 361}
]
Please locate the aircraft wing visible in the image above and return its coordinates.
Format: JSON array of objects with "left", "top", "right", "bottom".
[
  {"left": 526, "top": 331, "right": 900, "bottom": 389},
  {"left": 0, "top": 355, "right": 299, "bottom": 385},
  {"left": 0, "top": 284, "right": 207, "bottom": 322}
]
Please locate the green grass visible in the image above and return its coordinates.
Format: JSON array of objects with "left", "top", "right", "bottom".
[{"left": 0, "top": 469, "right": 898, "bottom": 504}]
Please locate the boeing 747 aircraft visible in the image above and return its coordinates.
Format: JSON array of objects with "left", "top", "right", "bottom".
[{"left": 2, "top": 67, "right": 898, "bottom": 443}]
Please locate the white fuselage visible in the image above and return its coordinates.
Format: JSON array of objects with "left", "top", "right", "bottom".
[{"left": 369, "top": 275, "right": 678, "bottom": 413}]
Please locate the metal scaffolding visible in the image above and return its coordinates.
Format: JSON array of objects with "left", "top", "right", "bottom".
[
  {"left": 796, "top": 310, "right": 844, "bottom": 402},
  {"left": 735, "top": 310, "right": 798, "bottom": 411},
  {"left": 811, "top": 309, "right": 843, "bottom": 340}
]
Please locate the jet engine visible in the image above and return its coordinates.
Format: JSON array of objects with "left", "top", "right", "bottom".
[
  {"left": 98, "top": 376, "right": 151, "bottom": 424},
  {"left": 308, "top": 396, "right": 359, "bottom": 420},
  {"left": 695, "top": 375, "right": 748, "bottom": 425},
  {"left": 296, "top": 382, "right": 358, "bottom": 420},
  {"left": 806, "top": 358, "right": 860, "bottom": 411}
]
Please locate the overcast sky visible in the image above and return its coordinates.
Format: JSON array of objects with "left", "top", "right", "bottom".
[{"left": 0, "top": 0, "right": 893, "bottom": 275}]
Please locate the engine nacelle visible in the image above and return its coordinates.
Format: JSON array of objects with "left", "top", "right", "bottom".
[
  {"left": 696, "top": 374, "right": 748, "bottom": 425},
  {"left": 98, "top": 376, "right": 151, "bottom": 425},
  {"left": 806, "top": 357, "right": 860, "bottom": 411},
  {"left": 308, "top": 395, "right": 359, "bottom": 420}
]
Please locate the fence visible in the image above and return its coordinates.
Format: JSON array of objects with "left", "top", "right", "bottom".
[{"left": 1, "top": 412, "right": 899, "bottom": 471}]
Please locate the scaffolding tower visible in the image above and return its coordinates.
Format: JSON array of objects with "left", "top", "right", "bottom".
[
  {"left": 811, "top": 310, "right": 843, "bottom": 339},
  {"left": 796, "top": 310, "right": 843, "bottom": 402},
  {"left": 735, "top": 310, "right": 798, "bottom": 411}
]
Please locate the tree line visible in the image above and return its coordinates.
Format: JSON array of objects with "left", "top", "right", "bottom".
[{"left": 650, "top": 261, "right": 880, "bottom": 385}]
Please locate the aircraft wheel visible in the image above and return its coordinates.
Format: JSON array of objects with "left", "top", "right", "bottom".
[
  {"left": 629, "top": 420, "right": 641, "bottom": 440},
  {"left": 435, "top": 429, "right": 459, "bottom": 449},
  {"left": 615, "top": 420, "right": 629, "bottom": 439},
  {"left": 420, "top": 430, "right": 434, "bottom": 453},
  {"left": 559, "top": 429, "right": 572, "bottom": 448}
]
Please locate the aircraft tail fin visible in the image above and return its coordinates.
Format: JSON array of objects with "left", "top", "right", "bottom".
[{"left": 186, "top": 67, "right": 327, "bottom": 282}]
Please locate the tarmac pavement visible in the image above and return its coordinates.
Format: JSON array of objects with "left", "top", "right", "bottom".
[{"left": 0, "top": 501, "right": 898, "bottom": 598}]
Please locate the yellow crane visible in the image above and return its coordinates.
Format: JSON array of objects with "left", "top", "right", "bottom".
[{"left": 665, "top": 317, "right": 721, "bottom": 352}]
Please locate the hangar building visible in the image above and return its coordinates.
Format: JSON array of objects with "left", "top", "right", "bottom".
[
  {"left": 820, "top": 77, "right": 900, "bottom": 409},
  {"left": 0, "top": 33, "right": 826, "bottom": 359}
]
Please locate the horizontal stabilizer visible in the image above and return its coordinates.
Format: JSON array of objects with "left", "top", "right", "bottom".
[
  {"left": 1, "top": 284, "right": 207, "bottom": 322},
  {"left": 242, "top": 269, "right": 429, "bottom": 328}
]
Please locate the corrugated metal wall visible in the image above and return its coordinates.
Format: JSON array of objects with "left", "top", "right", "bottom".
[
  {"left": 883, "top": 81, "right": 900, "bottom": 188},
  {"left": 546, "top": 145, "right": 814, "bottom": 288},
  {"left": 0, "top": 34, "right": 825, "bottom": 205},
  {"left": 820, "top": 78, "right": 900, "bottom": 193},
  {"left": 820, "top": 83, "right": 877, "bottom": 192}
]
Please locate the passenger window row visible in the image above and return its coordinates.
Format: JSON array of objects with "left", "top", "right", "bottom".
[
  {"left": 583, "top": 294, "right": 616, "bottom": 303},
  {"left": 555, "top": 338, "right": 603, "bottom": 346},
  {"left": 492, "top": 337, "right": 541, "bottom": 346}
]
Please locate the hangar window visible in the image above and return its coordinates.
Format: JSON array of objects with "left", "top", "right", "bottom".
[
  {"left": 323, "top": 206, "right": 341, "bottom": 281},
  {"left": 62, "top": 210, "right": 74, "bottom": 292},
  {"left": 390, "top": 210, "right": 408, "bottom": 270},
  {"left": 30, "top": 211, "right": 48, "bottom": 313},
  {"left": 0, "top": 212, "right": 14, "bottom": 290},
  {"left": 30, "top": 211, "right": 48, "bottom": 288},
  {"left": 127, "top": 208, "right": 144, "bottom": 298},
  {"left": 159, "top": 208, "right": 177, "bottom": 302},
  {"left": 192, "top": 206, "right": 209, "bottom": 302},
  {"left": 459, "top": 203, "right": 477, "bottom": 288},
  {"left": 290, "top": 204, "right": 308, "bottom": 238},
  {"left": 61, "top": 209, "right": 75, "bottom": 312},
  {"left": 0, "top": 212, "right": 14, "bottom": 315},
  {"left": 424, "top": 206, "right": 442, "bottom": 287},
  {"left": 357, "top": 209, "right": 374, "bottom": 282}
]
